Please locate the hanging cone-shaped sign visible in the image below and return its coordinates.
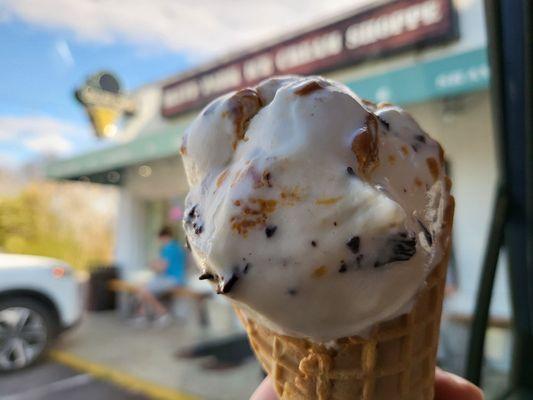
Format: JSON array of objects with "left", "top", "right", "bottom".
[
  {"left": 75, "top": 72, "right": 136, "bottom": 139},
  {"left": 86, "top": 106, "right": 120, "bottom": 138}
]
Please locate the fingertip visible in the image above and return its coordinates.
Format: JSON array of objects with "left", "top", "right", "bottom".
[
  {"left": 435, "top": 368, "right": 484, "bottom": 400},
  {"left": 250, "top": 376, "right": 278, "bottom": 400}
]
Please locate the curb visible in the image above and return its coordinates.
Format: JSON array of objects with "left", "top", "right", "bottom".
[{"left": 49, "top": 350, "right": 200, "bottom": 400}]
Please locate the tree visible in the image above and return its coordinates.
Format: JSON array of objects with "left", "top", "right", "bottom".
[{"left": 0, "top": 180, "right": 116, "bottom": 270}]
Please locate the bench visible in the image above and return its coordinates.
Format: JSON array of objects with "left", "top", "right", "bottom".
[
  {"left": 446, "top": 312, "right": 512, "bottom": 329},
  {"left": 108, "top": 279, "right": 212, "bottom": 327}
]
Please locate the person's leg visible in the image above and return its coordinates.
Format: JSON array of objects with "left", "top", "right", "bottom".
[
  {"left": 137, "top": 286, "right": 168, "bottom": 316},
  {"left": 143, "top": 276, "right": 180, "bottom": 317},
  {"left": 135, "top": 295, "right": 146, "bottom": 316}
]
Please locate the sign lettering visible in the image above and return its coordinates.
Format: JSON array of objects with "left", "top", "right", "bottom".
[{"left": 162, "top": 0, "right": 456, "bottom": 117}]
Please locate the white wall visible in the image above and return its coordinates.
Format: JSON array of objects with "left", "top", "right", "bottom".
[
  {"left": 114, "top": 156, "right": 190, "bottom": 276},
  {"left": 405, "top": 91, "right": 511, "bottom": 317},
  {"left": 114, "top": 189, "right": 148, "bottom": 276},
  {"left": 124, "top": 157, "right": 189, "bottom": 200}
]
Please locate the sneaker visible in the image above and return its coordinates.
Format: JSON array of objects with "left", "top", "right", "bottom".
[
  {"left": 153, "top": 313, "right": 172, "bottom": 328},
  {"left": 128, "top": 315, "right": 148, "bottom": 328}
]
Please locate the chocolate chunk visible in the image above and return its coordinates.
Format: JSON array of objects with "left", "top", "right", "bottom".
[
  {"left": 338, "top": 261, "right": 348, "bottom": 273},
  {"left": 346, "top": 166, "right": 355, "bottom": 176},
  {"left": 185, "top": 205, "right": 197, "bottom": 222},
  {"left": 356, "top": 254, "right": 364, "bottom": 267},
  {"left": 263, "top": 171, "right": 272, "bottom": 187},
  {"left": 287, "top": 288, "right": 298, "bottom": 296},
  {"left": 411, "top": 144, "right": 419, "bottom": 153},
  {"left": 311, "top": 240, "right": 317, "bottom": 247},
  {"left": 333, "top": 221, "right": 338, "bottom": 226},
  {"left": 218, "top": 274, "right": 239, "bottom": 294},
  {"left": 199, "top": 272, "right": 215, "bottom": 281},
  {"left": 185, "top": 204, "right": 204, "bottom": 235},
  {"left": 415, "top": 134, "right": 426, "bottom": 143},
  {"left": 391, "top": 235, "right": 416, "bottom": 259},
  {"left": 374, "top": 232, "right": 416, "bottom": 267},
  {"left": 417, "top": 219, "right": 433, "bottom": 247},
  {"left": 243, "top": 263, "right": 250, "bottom": 274},
  {"left": 265, "top": 225, "right": 277, "bottom": 238},
  {"left": 346, "top": 236, "right": 360, "bottom": 254}
]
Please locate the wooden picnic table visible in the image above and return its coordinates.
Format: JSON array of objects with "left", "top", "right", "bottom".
[{"left": 108, "top": 279, "right": 212, "bottom": 327}]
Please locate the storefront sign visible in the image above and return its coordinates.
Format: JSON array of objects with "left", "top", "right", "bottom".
[
  {"left": 75, "top": 72, "right": 136, "bottom": 138},
  {"left": 162, "top": 0, "right": 457, "bottom": 117},
  {"left": 49, "top": 47, "right": 487, "bottom": 181}
]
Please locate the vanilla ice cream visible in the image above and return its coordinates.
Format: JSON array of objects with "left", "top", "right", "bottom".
[{"left": 181, "top": 76, "right": 450, "bottom": 342}]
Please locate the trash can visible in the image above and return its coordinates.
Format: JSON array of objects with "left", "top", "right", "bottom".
[{"left": 87, "top": 265, "right": 119, "bottom": 311}]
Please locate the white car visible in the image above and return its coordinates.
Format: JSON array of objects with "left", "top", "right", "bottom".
[{"left": 0, "top": 254, "right": 84, "bottom": 371}]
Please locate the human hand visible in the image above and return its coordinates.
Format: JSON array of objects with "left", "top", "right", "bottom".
[
  {"left": 150, "top": 259, "right": 167, "bottom": 273},
  {"left": 250, "top": 368, "right": 483, "bottom": 400},
  {"left": 434, "top": 368, "right": 484, "bottom": 400}
]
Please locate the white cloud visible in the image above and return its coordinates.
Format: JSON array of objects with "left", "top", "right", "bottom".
[
  {"left": 0, "top": 115, "right": 88, "bottom": 158},
  {"left": 23, "top": 134, "right": 73, "bottom": 155},
  {"left": 0, "top": 153, "right": 20, "bottom": 168},
  {"left": 1, "top": 0, "right": 372, "bottom": 55},
  {"left": 0, "top": 115, "right": 83, "bottom": 141}
]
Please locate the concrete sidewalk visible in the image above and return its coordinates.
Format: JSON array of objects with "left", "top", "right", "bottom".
[
  {"left": 52, "top": 303, "right": 514, "bottom": 399},
  {"left": 53, "top": 302, "right": 262, "bottom": 400}
]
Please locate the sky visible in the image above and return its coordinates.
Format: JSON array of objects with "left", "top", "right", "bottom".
[{"left": 0, "top": 0, "right": 368, "bottom": 170}]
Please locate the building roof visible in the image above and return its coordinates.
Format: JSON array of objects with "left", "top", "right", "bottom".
[{"left": 46, "top": 47, "right": 488, "bottom": 182}]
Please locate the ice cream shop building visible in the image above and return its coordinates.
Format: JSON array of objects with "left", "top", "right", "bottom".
[{"left": 47, "top": 0, "right": 509, "bottom": 320}]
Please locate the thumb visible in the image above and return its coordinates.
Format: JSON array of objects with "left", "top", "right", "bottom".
[
  {"left": 250, "top": 376, "right": 278, "bottom": 400},
  {"left": 434, "top": 368, "right": 484, "bottom": 400}
]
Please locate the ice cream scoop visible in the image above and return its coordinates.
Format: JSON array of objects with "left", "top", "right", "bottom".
[{"left": 181, "top": 76, "right": 450, "bottom": 342}]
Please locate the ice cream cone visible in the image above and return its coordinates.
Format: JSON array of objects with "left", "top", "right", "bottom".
[
  {"left": 86, "top": 106, "right": 120, "bottom": 138},
  {"left": 180, "top": 76, "right": 456, "bottom": 399},
  {"left": 238, "top": 196, "right": 454, "bottom": 400}
]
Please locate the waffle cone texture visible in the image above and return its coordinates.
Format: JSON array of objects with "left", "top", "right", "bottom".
[{"left": 238, "top": 194, "right": 455, "bottom": 400}]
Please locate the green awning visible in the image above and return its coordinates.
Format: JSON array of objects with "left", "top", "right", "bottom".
[
  {"left": 45, "top": 120, "right": 190, "bottom": 180},
  {"left": 47, "top": 47, "right": 488, "bottom": 181},
  {"left": 346, "top": 47, "right": 489, "bottom": 104}
]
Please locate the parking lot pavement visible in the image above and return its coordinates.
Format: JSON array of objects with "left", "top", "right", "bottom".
[{"left": 0, "top": 359, "right": 148, "bottom": 400}]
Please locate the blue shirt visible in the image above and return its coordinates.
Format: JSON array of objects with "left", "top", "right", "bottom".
[{"left": 160, "top": 240, "right": 186, "bottom": 284}]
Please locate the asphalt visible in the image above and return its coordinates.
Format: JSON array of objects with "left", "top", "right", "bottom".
[{"left": 0, "top": 358, "right": 148, "bottom": 400}]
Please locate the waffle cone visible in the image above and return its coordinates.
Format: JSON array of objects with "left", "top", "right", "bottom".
[{"left": 239, "top": 196, "right": 454, "bottom": 400}]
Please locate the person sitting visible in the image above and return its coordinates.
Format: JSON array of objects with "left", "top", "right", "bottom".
[{"left": 133, "top": 226, "right": 186, "bottom": 326}]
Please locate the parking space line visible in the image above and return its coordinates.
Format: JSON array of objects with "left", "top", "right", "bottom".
[
  {"left": 49, "top": 350, "right": 200, "bottom": 400},
  {"left": 2, "top": 373, "right": 93, "bottom": 400}
]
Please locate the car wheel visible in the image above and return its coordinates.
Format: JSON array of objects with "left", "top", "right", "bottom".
[{"left": 0, "top": 297, "right": 56, "bottom": 372}]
